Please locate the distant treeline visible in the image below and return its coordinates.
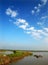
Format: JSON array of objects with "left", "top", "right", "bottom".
[{"left": 0, "top": 49, "right": 48, "bottom": 52}]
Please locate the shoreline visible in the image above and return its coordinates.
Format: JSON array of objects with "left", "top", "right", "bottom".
[{"left": 0, "top": 51, "right": 32, "bottom": 65}]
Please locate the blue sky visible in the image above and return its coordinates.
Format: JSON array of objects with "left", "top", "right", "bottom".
[{"left": 0, "top": 0, "right": 48, "bottom": 50}]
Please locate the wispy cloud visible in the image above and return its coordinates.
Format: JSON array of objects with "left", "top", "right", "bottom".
[
  {"left": 13, "top": 18, "right": 44, "bottom": 39},
  {"left": 38, "top": 4, "right": 41, "bottom": 7},
  {"left": 41, "top": 16, "right": 48, "bottom": 19},
  {"left": 37, "top": 15, "right": 48, "bottom": 28},
  {"left": 31, "top": 10, "right": 35, "bottom": 14},
  {"left": 5, "top": 8, "right": 48, "bottom": 39},
  {"left": 37, "top": 22, "right": 44, "bottom": 26},
  {"left": 31, "top": 3, "right": 41, "bottom": 15},
  {"left": 14, "top": 18, "right": 48, "bottom": 39},
  {"left": 26, "top": 27, "right": 48, "bottom": 39},
  {"left": 36, "top": 9, "right": 40, "bottom": 13},
  {"left": 31, "top": 0, "right": 47, "bottom": 15},
  {"left": 44, "top": 28, "right": 48, "bottom": 32},
  {"left": 41, "top": 0, "right": 47, "bottom": 5},
  {"left": 6, "top": 8, "right": 18, "bottom": 18}
]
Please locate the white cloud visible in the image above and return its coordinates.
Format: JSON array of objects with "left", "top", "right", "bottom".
[
  {"left": 13, "top": 18, "right": 43, "bottom": 39},
  {"left": 36, "top": 3, "right": 42, "bottom": 13},
  {"left": 26, "top": 31, "right": 31, "bottom": 34},
  {"left": 37, "top": 29, "right": 48, "bottom": 36},
  {"left": 44, "top": 28, "right": 48, "bottom": 32},
  {"left": 31, "top": 10, "right": 35, "bottom": 14},
  {"left": 27, "top": 27, "right": 35, "bottom": 31},
  {"left": 11, "top": 11, "right": 17, "bottom": 17},
  {"left": 31, "top": 31, "right": 42, "bottom": 39},
  {"left": 37, "top": 30, "right": 43, "bottom": 33},
  {"left": 41, "top": 16, "right": 48, "bottom": 19},
  {"left": 6, "top": 8, "right": 48, "bottom": 39},
  {"left": 16, "top": 19, "right": 26, "bottom": 24},
  {"left": 26, "top": 26, "right": 48, "bottom": 39},
  {"left": 38, "top": 4, "right": 41, "bottom": 7},
  {"left": 32, "top": 30, "right": 42, "bottom": 39},
  {"left": 31, "top": 3, "right": 41, "bottom": 15},
  {"left": 42, "top": 32, "right": 48, "bottom": 36},
  {"left": 14, "top": 18, "right": 48, "bottom": 39},
  {"left": 37, "top": 22, "right": 43, "bottom": 25},
  {"left": 6, "top": 8, "right": 12, "bottom": 15},
  {"left": 26, "top": 27, "right": 42, "bottom": 39},
  {"left": 14, "top": 18, "right": 29, "bottom": 30},
  {"left": 31, "top": 0, "right": 47, "bottom": 15},
  {"left": 34, "top": 6, "right": 38, "bottom": 10},
  {"left": 6, "top": 8, "right": 18, "bottom": 17},
  {"left": 36, "top": 8, "right": 40, "bottom": 13},
  {"left": 37, "top": 16, "right": 48, "bottom": 28},
  {"left": 32, "top": 0, "right": 48, "bottom": 15},
  {"left": 39, "top": 30, "right": 48, "bottom": 36},
  {"left": 19, "top": 25, "right": 27, "bottom": 30},
  {"left": 41, "top": 0, "right": 47, "bottom": 5}
]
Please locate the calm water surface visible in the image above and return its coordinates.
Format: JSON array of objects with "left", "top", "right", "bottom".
[
  {"left": 0, "top": 51, "right": 13, "bottom": 54},
  {"left": 9, "top": 52, "right": 48, "bottom": 65}
]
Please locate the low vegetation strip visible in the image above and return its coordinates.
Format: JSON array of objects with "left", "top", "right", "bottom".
[{"left": 0, "top": 50, "right": 33, "bottom": 65}]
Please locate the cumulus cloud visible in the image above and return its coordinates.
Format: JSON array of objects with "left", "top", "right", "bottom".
[
  {"left": 16, "top": 19, "right": 26, "bottom": 24},
  {"left": 14, "top": 18, "right": 29, "bottom": 30},
  {"left": 19, "top": 25, "right": 27, "bottom": 30},
  {"left": 6, "top": 8, "right": 18, "bottom": 17}
]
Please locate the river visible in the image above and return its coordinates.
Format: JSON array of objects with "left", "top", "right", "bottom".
[{"left": 9, "top": 52, "right": 48, "bottom": 65}]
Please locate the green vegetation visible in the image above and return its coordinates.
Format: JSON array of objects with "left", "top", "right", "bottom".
[{"left": 0, "top": 50, "right": 33, "bottom": 65}]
